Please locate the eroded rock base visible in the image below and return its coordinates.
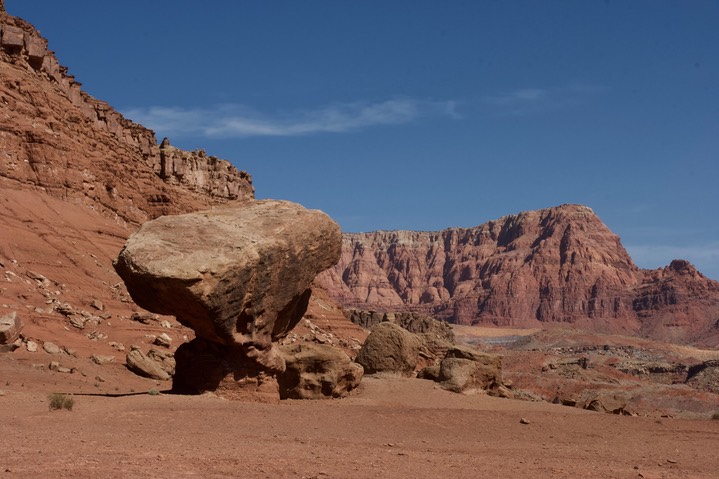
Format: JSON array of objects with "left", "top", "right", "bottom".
[{"left": 172, "top": 338, "right": 281, "bottom": 403}]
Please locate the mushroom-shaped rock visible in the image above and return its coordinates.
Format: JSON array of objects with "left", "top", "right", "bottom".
[{"left": 114, "top": 200, "right": 342, "bottom": 399}]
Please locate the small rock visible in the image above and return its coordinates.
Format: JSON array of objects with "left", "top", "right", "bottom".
[
  {"left": 109, "top": 341, "right": 125, "bottom": 352},
  {"left": 91, "top": 354, "right": 115, "bottom": 365},
  {"left": 519, "top": 418, "right": 530, "bottom": 425},
  {"left": 131, "top": 312, "right": 158, "bottom": 324},
  {"left": 54, "top": 303, "right": 74, "bottom": 316},
  {"left": 154, "top": 333, "right": 172, "bottom": 348},
  {"left": 159, "top": 320, "right": 172, "bottom": 329},
  {"left": 68, "top": 315, "right": 85, "bottom": 329},
  {"left": 26, "top": 270, "right": 50, "bottom": 287},
  {"left": 49, "top": 361, "right": 60, "bottom": 371},
  {"left": 90, "top": 299, "right": 104, "bottom": 311},
  {"left": 43, "top": 342, "right": 61, "bottom": 354}
]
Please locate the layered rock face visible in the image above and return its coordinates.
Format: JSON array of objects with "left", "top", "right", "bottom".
[
  {"left": 317, "top": 205, "right": 719, "bottom": 345},
  {"left": 114, "top": 200, "right": 345, "bottom": 400},
  {"left": 0, "top": 11, "right": 253, "bottom": 224}
]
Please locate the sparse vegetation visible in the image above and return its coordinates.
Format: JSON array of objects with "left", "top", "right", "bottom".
[
  {"left": 48, "top": 393, "right": 74, "bottom": 411},
  {"left": 712, "top": 412, "right": 719, "bottom": 420},
  {"left": 148, "top": 389, "right": 160, "bottom": 396}
]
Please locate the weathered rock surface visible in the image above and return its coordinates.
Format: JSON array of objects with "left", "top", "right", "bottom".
[
  {"left": 356, "top": 322, "right": 422, "bottom": 376},
  {"left": 0, "top": 311, "right": 22, "bottom": 344},
  {"left": 318, "top": 204, "right": 719, "bottom": 346},
  {"left": 115, "top": 200, "right": 342, "bottom": 399},
  {"left": 278, "top": 343, "right": 363, "bottom": 399}
]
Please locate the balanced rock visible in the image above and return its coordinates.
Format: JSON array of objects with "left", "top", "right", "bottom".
[
  {"left": 114, "top": 200, "right": 341, "bottom": 399},
  {"left": 356, "top": 322, "right": 421, "bottom": 376},
  {"left": 278, "top": 343, "right": 364, "bottom": 399}
]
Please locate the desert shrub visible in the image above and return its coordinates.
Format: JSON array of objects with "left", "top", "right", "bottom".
[
  {"left": 48, "top": 393, "right": 74, "bottom": 411},
  {"left": 148, "top": 389, "right": 160, "bottom": 396}
]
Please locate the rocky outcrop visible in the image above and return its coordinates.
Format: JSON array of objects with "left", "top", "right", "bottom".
[
  {"left": 317, "top": 204, "right": 719, "bottom": 345},
  {"left": 278, "top": 343, "right": 363, "bottom": 399},
  {"left": 0, "top": 10, "right": 253, "bottom": 224},
  {"left": 114, "top": 200, "right": 342, "bottom": 400}
]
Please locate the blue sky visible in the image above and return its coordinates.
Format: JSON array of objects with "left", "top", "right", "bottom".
[{"left": 7, "top": 1, "right": 719, "bottom": 280}]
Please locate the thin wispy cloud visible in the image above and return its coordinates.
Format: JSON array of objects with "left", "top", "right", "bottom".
[
  {"left": 123, "top": 98, "right": 459, "bottom": 139},
  {"left": 482, "top": 84, "right": 606, "bottom": 116}
]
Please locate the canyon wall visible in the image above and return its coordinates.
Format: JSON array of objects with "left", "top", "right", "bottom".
[{"left": 317, "top": 205, "right": 719, "bottom": 346}]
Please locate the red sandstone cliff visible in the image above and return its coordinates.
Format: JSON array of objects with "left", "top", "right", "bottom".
[
  {"left": 317, "top": 205, "right": 719, "bottom": 346},
  {"left": 0, "top": 10, "right": 253, "bottom": 224}
]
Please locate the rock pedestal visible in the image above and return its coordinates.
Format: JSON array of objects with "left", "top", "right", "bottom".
[{"left": 114, "top": 200, "right": 342, "bottom": 400}]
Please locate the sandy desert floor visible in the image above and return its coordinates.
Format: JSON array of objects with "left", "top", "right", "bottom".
[{"left": 1, "top": 376, "right": 718, "bottom": 479}]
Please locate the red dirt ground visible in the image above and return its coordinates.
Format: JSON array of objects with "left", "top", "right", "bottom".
[{"left": 1, "top": 376, "right": 718, "bottom": 479}]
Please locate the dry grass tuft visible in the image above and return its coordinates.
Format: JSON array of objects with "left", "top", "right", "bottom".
[{"left": 48, "top": 393, "right": 74, "bottom": 411}]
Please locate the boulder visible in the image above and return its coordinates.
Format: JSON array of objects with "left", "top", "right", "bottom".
[
  {"left": 0, "top": 311, "right": 22, "bottom": 344},
  {"left": 126, "top": 348, "right": 171, "bottom": 381},
  {"left": 435, "top": 346, "right": 502, "bottom": 394},
  {"left": 114, "top": 200, "right": 341, "bottom": 399},
  {"left": 356, "top": 322, "right": 421, "bottom": 376},
  {"left": 278, "top": 343, "right": 363, "bottom": 399}
]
